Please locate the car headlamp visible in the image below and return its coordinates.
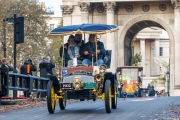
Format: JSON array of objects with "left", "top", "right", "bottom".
[{"left": 72, "top": 76, "right": 82, "bottom": 90}]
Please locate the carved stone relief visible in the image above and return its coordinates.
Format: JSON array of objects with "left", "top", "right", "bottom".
[
  {"left": 78, "top": 2, "right": 90, "bottom": 12},
  {"left": 142, "top": 5, "right": 150, "bottom": 12},
  {"left": 126, "top": 5, "right": 133, "bottom": 12},
  {"left": 97, "top": 5, "right": 105, "bottom": 13},
  {"left": 103, "top": 2, "right": 116, "bottom": 12},
  {"left": 171, "top": 0, "right": 180, "bottom": 9},
  {"left": 159, "top": 4, "right": 167, "bottom": 11},
  {"left": 61, "top": 5, "right": 73, "bottom": 15}
]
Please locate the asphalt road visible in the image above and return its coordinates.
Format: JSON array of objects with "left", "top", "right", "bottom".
[{"left": 0, "top": 96, "right": 180, "bottom": 120}]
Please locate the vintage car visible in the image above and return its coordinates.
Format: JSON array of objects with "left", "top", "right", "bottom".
[
  {"left": 47, "top": 23, "right": 119, "bottom": 113},
  {"left": 116, "top": 66, "right": 143, "bottom": 97}
]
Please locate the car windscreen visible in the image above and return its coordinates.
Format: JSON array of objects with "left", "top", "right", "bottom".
[{"left": 122, "top": 68, "right": 138, "bottom": 80}]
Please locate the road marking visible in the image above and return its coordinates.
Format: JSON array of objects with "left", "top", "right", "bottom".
[
  {"left": 130, "top": 98, "right": 156, "bottom": 102},
  {"left": 94, "top": 107, "right": 104, "bottom": 111}
]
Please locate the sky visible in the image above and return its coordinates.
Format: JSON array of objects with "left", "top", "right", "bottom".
[{"left": 39, "top": 0, "right": 62, "bottom": 11}]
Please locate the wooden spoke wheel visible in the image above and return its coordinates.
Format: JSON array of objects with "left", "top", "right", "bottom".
[
  {"left": 47, "top": 81, "right": 56, "bottom": 114},
  {"left": 59, "top": 91, "right": 67, "bottom": 110},
  {"left": 105, "top": 80, "right": 112, "bottom": 113}
]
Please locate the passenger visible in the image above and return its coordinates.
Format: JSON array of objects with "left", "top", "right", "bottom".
[
  {"left": 82, "top": 34, "right": 105, "bottom": 66},
  {"left": 59, "top": 35, "right": 82, "bottom": 67},
  {"left": 75, "top": 34, "right": 85, "bottom": 61}
]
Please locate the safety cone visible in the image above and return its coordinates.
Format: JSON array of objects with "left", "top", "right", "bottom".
[{"left": 18, "top": 91, "right": 27, "bottom": 99}]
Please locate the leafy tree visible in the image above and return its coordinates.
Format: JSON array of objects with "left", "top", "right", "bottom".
[
  {"left": 48, "top": 18, "right": 63, "bottom": 75},
  {"left": 0, "top": 0, "right": 51, "bottom": 72}
]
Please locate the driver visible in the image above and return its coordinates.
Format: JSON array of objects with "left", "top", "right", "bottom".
[{"left": 82, "top": 34, "right": 105, "bottom": 66}]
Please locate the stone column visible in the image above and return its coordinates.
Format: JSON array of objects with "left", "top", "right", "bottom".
[
  {"left": 103, "top": 2, "right": 116, "bottom": 72},
  {"left": 61, "top": 5, "right": 73, "bottom": 42},
  {"left": 140, "top": 39, "right": 146, "bottom": 76},
  {"left": 171, "top": 0, "right": 180, "bottom": 94},
  {"left": 78, "top": 2, "right": 90, "bottom": 23},
  {"left": 155, "top": 39, "right": 160, "bottom": 76}
]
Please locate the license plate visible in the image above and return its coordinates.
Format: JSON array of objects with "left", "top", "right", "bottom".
[{"left": 62, "top": 83, "right": 72, "bottom": 88}]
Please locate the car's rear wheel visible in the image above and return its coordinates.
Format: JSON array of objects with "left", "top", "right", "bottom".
[
  {"left": 112, "top": 84, "right": 117, "bottom": 109},
  {"left": 105, "top": 80, "right": 112, "bottom": 113},
  {"left": 59, "top": 91, "right": 66, "bottom": 110},
  {"left": 47, "top": 81, "right": 56, "bottom": 114}
]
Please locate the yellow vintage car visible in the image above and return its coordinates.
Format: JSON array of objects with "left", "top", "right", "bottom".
[{"left": 116, "top": 66, "right": 143, "bottom": 98}]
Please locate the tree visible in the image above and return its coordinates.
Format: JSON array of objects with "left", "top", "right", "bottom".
[
  {"left": 48, "top": 18, "right": 63, "bottom": 75},
  {"left": 0, "top": 0, "right": 51, "bottom": 72}
]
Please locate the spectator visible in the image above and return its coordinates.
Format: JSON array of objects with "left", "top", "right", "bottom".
[
  {"left": 82, "top": 34, "right": 105, "bottom": 66},
  {"left": 38, "top": 57, "right": 55, "bottom": 98},
  {"left": 20, "top": 59, "right": 37, "bottom": 75},
  {"left": 1, "top": 58, "right": 13, "bottom": 71},
  {"left": 39, "top": 56, "right": 55, "bottom": 76},
  {"left": 20, "top": 59, "right": 37, "bottom": 97}
]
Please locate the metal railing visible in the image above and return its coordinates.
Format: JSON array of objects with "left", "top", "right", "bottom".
[{"left": 1, "top": 71, "right": 49, "bottom": 99}]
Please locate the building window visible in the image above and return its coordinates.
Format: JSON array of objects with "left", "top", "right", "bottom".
[
  {"left": 50, "top": 24, "right": 54, "bottom": 30},
  {"left": 159, "top": 47, "right": 163, "bottom": 56}
]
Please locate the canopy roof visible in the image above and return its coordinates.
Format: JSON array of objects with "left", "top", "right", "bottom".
[{"left": 48, "top": 23, "right": 119, "bottom": 36}]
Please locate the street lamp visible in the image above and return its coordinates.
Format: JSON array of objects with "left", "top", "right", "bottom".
[
  {"left": 166, "top": 71, "right": 170, "bottom": 97},
  {"left": 2, "top": 17, "right": 14, "bottom": 58}
]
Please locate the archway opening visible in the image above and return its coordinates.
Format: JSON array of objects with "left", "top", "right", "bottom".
[{"left": 124, "top": 20, "right": 169, "bottom": 77}]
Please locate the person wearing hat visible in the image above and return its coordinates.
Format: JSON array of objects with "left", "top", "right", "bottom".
[{"left": 82, "top": 34, "right": 105, "bottom": 66}]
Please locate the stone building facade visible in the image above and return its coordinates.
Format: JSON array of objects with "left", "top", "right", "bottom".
[{"left": 61, "top": 0, "right": 180, "bottom": 96}]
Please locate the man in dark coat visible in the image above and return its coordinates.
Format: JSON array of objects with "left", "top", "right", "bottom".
[
  {"left": 39, "top": 57, "right": 55, "bottom": 77},
  {"left": 75, "top": 34, "right": 85, "bottom": 58},
  {"left": 20, "top": 59, "right": 37, "bottom": 75},
  {"left": 20, "top": 59, "right": 37, "bottom": 97},
  {"left": 82, "top": 34, "right": 105, "bottom": 66}
]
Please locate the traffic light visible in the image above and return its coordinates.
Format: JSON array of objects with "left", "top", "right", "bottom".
[{"left": 15, "top": 17, "right": 24, "bottom": 44}]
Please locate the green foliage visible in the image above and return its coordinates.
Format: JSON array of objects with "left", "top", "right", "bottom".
[
  {"left": 48, "top": 18, "right": 63, "bottom": 74},
  {"left": 132, "top": 52, "right": 142, "bottom": 66},
  {"left": 0, "top": 0, "right": 51, "bottom": 72}
]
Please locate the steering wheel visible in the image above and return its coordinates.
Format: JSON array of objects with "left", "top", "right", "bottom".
[{"left": 88, "top": 52, "right": 97, "bottom": 60}]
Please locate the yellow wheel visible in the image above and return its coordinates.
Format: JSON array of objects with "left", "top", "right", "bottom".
[
  {"left": 47, "top": 81, "right": 56, "bottom": 114},
  {"left": 112, "top": 84, "right": 117, "bottom": 109},
  {"left": 105, "top": 80, "right": 112, "bottom": 113},
  {"left": 59, "top": 91, "right": 66, "bottom": 110}
]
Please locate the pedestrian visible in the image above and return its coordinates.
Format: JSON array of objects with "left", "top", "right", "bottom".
[
  {"left": 20, "top": 59, "right": 37, "bottom": 98},
  {"left": 1, "top": 58, "right": 13, "bottom": 71},
  {"left": 39, "top": 56, "right": 55, "bottom": 77},
  {"left": 38, "top": 57, "right": 55, "bottom": 98}
]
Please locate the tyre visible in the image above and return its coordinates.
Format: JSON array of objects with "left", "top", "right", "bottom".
[
  {"left": 47, "top": 81, "right": 56, "bottom": 114},
  {"left": 112, "top": 85, "right": 117, "bottom": 109},
  {"left": 59, "top": 91, "right": 66, "bottom": 110},
  {"left": 105, "top": 80, "right": 112, "bottom": 113}
]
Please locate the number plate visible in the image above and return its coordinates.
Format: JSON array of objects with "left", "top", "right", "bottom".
[{"left": 62, "top": 83, "right": 72, "bottom": 88}]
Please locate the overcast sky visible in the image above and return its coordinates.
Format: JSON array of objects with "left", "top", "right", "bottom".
[{"left": 39, "top": 0, "right": 62, "bottom": 11}]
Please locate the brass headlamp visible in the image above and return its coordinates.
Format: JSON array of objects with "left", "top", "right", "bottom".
[{"left": 72, "top": 76, "right": 82, "bottom": 90}]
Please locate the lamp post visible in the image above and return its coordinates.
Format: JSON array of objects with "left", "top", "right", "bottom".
[
  {"left": 3, "top": 19, "right": 6, "bottom": 58},
  {"left": 166, "top": 71, "right": 170, "bottom": 97}
]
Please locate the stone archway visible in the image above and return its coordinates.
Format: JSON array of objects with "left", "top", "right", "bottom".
[{"left": 117, "top": 15, "right": 174, "bottom": 93}]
